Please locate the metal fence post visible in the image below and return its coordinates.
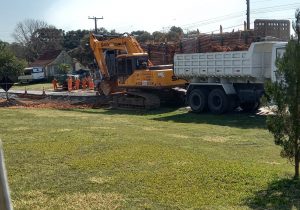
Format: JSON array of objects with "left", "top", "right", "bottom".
[{"left": 0, "top": 140, "right": 12, "bottom": 210}]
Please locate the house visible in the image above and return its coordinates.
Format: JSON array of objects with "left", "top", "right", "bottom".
[{"left": 30, "top": 50, "right": 73, "bottom": 78}]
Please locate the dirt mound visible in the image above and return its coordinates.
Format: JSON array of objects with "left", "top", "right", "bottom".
[
  {"left": 0, "top": 98, "right": 26, "bottom": 107},
  {"left": 0, "top": 98, "right": 94, "bottom": 109}
]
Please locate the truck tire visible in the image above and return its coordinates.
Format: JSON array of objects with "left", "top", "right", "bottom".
[
  {"left": 208, "top": 89, "right": 229, "bottom": 114},
  {"left": 188, "top": 89, "right": 207, "bottom": 113}
]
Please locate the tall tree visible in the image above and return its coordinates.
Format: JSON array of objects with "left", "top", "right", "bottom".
[
  {"left": 12, "top": 19, "right": 63, "bottom": 62},
  {"left": 68, "top": 34, "right": 93, "bottom": 67},
  {"left": 23, "top": 27, "right": 63, "bottom": 62},
  {"left": 0, "top": 41, "right": 26, "bottom": 80},
  {"left": 12, "top": 19, "right": 49, "bottom": 46},
  {"left": 30, "top": 27, "right": 63, "bottom": 51},
  {"left": 266, "top": 10, "right": 300, "bottom": 179},
  {"left": 63, "top": 30, "right": 89, "bottom": 51}
]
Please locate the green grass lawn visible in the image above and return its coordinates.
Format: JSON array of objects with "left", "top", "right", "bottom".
[
  {"left": 12, "top": 82, "right": 53, "bottom": 91},
  {"left": 0, "top": 107, "right": 299, "bottom": 209}
]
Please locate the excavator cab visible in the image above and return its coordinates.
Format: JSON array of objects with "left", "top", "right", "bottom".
[{"left": 116, "top": 53, "right": 149, "bottom": 76}]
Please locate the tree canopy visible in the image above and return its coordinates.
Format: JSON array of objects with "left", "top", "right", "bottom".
[
  {"left": 10, "top": 18, "right": 187, "bottom": 69},
  {"left": 266, "top": 10, "right": 300, "bottom": 179},
  {"left": 0, "top": 41, "right": 26, "bottom": 80},
  {"left": 12, "top": 19, "right": 49, "bottom": 46}
]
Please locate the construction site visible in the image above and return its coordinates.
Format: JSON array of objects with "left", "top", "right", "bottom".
[
  {"left": 0, "top": 18, "right": 291, "bottom": 113},
  {"left": 1, "top": 0, "right": 300, "bottom": 209}
]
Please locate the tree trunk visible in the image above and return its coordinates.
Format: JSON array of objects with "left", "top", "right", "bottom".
[
  {"left": 5, "top": 91, "right": 8, "bottom": 100},
  {"left": 295, "top": 152, "right": 299, "bottom": 179}
]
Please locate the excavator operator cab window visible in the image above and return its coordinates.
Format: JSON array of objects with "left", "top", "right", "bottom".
[
  {"left": 135, "top": 57, "right": 148, "bottom": 70},
  {"left": 116, "top": 56, "right": 148, "bottom": 76},
  {"left": 117, "top": 57, "right": 133, "bottom": 76}
]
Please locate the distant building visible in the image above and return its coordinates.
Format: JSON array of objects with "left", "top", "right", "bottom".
[
  {"left": 254, "top": 19, "right": 290, "bottom": 41},
  {"left": 30, "top": 50, "right": 73, "bottom": 78}
]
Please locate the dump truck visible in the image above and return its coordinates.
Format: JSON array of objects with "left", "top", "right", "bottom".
[{"left": 174, "top": 41, "right": 287, "bottom": 114}]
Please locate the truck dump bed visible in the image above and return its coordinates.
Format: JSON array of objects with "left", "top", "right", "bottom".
[{"left": 174, "top": 41, "right": 286, "bottom": 82}]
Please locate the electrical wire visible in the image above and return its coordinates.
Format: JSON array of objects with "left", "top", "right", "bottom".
[
  {"left": 203, "top": 23, "right": 246, "bottom": 34},
  {"left": 177, "top": 2, "right": 299, "bottom": 31}
]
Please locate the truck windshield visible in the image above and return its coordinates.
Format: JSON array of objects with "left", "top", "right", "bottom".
[
  {"left": 24, "top": 69, "right": 32, "bottom": 75},
  {"left": 32, "top": 68, "right": 43, "bottom": 73}
]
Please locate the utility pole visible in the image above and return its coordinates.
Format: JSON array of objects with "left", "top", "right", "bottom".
[
  {"left": 246, "top": 0, "right": 250, "bottom": 30},
  {"left": 88, "top": 16, "right": 103, "bottom": 33}
]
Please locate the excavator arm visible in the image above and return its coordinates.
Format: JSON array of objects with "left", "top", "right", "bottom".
[{"left": 89, "top": 33, "right": 149, "bottom": 80}]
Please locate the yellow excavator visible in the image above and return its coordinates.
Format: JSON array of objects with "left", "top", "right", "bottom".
[{"left": 89, "top": 33, "right": 186, "bottom": 109}]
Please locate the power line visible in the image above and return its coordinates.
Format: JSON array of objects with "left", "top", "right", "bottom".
[
  {"left": 203, "top": 23, "right": 247, "bottom": 34},
  {"left": 178, "top": 2, "right": 299, "bottom": 31},
  {"left": 181, "top": 12, "right": 244, "bottom": 28},
  {"left": 252, "top": 3, "right": 300, "bottom": 12},
  {"left": 252, "top": 0, "right": 282, "bottom": 3}
]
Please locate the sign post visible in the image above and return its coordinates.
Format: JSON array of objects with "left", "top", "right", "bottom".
[
  {"left": 0, "top": 76, "right": 14, "bottom": 100},
  {"left": 0, "top": 140, "right": 12, "bottom": 210}
]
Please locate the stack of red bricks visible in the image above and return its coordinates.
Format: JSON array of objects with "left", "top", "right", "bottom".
[
  {"left": 187, "top": 30, "right": 256, "bottom": 53},
  {"left": 141, "top": 43, "right": 177, "bottom": 65},
  {"left": 141, "top": 30, "right": 257, "bottom": 65}
]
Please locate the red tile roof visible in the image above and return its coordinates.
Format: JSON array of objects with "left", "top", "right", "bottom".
[{"left": 30, "top": 50, "right": 62, "bottom": 67}]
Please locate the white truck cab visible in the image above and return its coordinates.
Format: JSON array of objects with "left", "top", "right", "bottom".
[{"left": 18, "top": 67, "right": 45, "bottom": 83}]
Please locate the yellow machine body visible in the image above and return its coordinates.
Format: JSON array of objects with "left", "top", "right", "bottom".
[{"left": 89, "top": 34, "right": 186, "bottom": 94}]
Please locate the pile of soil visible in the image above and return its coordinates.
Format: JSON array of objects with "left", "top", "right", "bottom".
[
  {"left": 0, "top": 98, "right": 26, "bottom": 107},
  {"left": 0, "top": 98, "right": 94, "bottom": 109}
]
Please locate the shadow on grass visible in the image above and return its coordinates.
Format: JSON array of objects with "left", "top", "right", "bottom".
[
  {"left": 69, "top": 107, "right": 180, "bottom": 116},
  {"left": 69, "top": 107, "right": 266, "bottom": 129},
  {"left": 151, "top": 111, "right": 267, "bottom": 129},
  {"left": 245, "top": 178, "right": 300, "bottom": 210}
]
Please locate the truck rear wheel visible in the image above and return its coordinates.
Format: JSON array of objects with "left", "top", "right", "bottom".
[
  {"left": 208, "top": 89, "right": 229, "bottom": 114},
  {"left": 188, "top": 89, "right": 207, "bottom": 113}
]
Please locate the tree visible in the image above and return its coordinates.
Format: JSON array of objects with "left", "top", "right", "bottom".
[
  {"left": 131, "top": 30, "right": 153, "bottom": 43},
  {"left": 152, "top": 31, "right": 166, "bottom": 42},
  {"left": 0, "top": 41, "right": 26, "bottom": 80},
  {"left": 12, "top": 19, "right": 63, "bottom": 62},
  {"left": 8, "top": 42, "right": 27, "bottom": 60},
  {"left": 22, "top": 27, "right": 64, "bottom": 62},
  {"left": 68, "top": 34, "right": 93, "bottom": 67},
  {"left": 30, "top": 27, "right": 63, "bottom": 51},
  {"left": 266, "top": 10, "right": 300, "bottom": 179},
  {"left": 109, "top": 29, "right": 118, "bottom": 35},
  {"left": 58, "top": 63, "right": 71, "bottom": 74},
  {"left": 12, "top": 19, "right": 49, "bottom": 46},
  {"left": 63, "top": 30, "right": 89, "bottom": 51},
  {"left": 167, "top": 26, "right": 183, "bottom": 41}
]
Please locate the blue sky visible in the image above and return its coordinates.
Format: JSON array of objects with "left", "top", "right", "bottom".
[{"left": 0, "top": 0, "right": 299, "bottom": 43}]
